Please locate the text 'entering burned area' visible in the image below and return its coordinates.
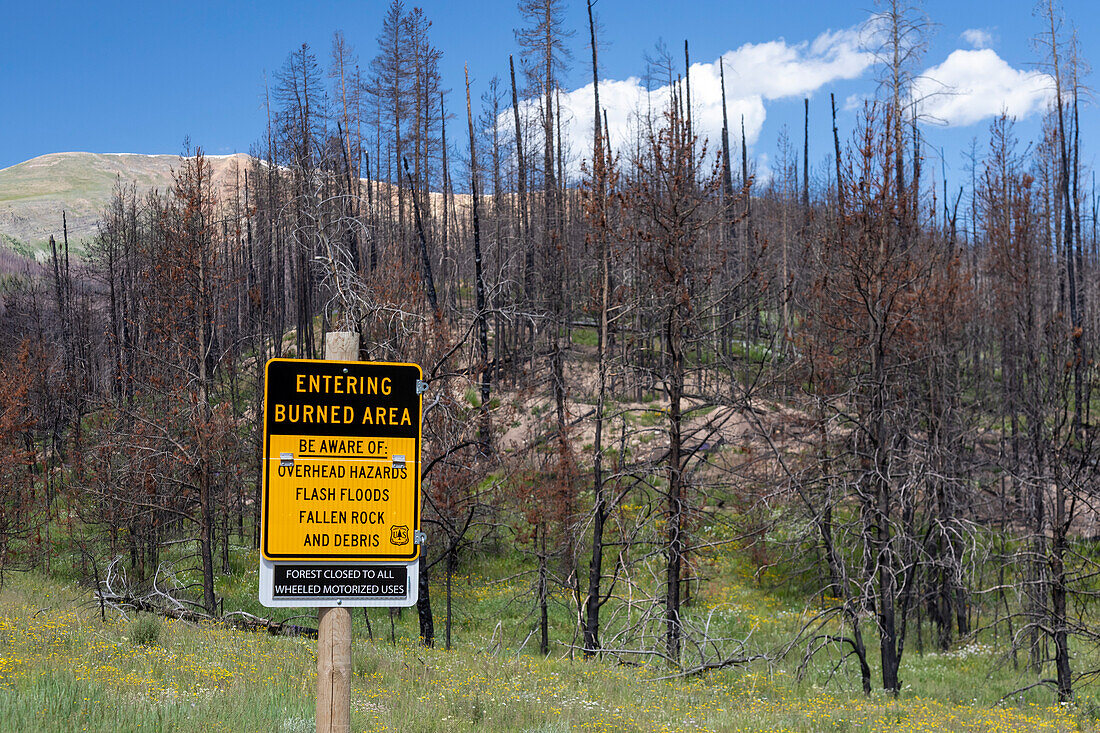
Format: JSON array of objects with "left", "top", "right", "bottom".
[
  {"left": 265, "top": 360, "right": 420, "bottom": 438},
  {"left": 271, "top": 564, "right": 408, "bottom": 599}
]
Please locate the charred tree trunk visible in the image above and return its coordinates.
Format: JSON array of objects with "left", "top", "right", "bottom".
[{"left": 466, "top": 67, "right": 492, "bottom": 451}]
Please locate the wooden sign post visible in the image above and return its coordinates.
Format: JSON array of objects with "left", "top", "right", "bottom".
[
  {"left": 257, "top": 332, "right": 424, "bottom": 733},
  {"left": 318, "top": 332, "right": 356, "bottom": 733}
]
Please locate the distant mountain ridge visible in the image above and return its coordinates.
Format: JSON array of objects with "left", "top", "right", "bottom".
[{"left": 0, "top": 152, "right": 251, "bottom": 259}]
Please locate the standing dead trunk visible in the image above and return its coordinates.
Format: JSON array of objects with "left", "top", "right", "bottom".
[
  {"left": 665, "top": 306, "right": 685, "bottom": 665},
  {"left": 509, "top": 57, "right": 533, "bottom": 312},
  {"left": 404, "top": 158, "right": 439, "bottom": 315},
  {"left": 466, "top": 67, "right": 492, "bottom": 450},
  {"left": 417, "top": 555, "right": 434, "bottom": 647},
  {"left": 583, "top": 0, "right": 609, "bottom": 658},
  {"left": 538, "top": 525, "right": 549, "bottom": 655}
]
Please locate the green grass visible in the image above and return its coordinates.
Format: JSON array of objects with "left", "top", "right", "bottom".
[
  {"left": 2, "top": 497, "right": 1097, "bottom": 732},
  {"left": 727, "top": 340, "right": 775, "bottom": 363},
  {"left": 0, "top": 669, "right": 315, "bottom": 733},
  {"left": 571, "top": 328, "right": 598, "bottom": 348},
  {"left": 2, "top": 537, "right": 1098, "bottom": 732},
  {"left": 636, "top": 408, "right": 663, "bottom": 427},
  {"left": 8, "top": 464, "right": 1100, "bottom": 732},
  {"left": 129, "top": 615, "right": 163, "bottom": 647}
]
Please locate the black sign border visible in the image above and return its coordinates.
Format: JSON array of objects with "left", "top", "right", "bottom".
[
  {"left": 270, "top": 563, "right": 409, "bottom": 600},
  {"left": 260, "top": 358, "right": 422, "bottom": 562}
]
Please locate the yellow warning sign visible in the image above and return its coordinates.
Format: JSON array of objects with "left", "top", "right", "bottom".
[{"left": 260, "top": 359, "right": 422, "bottom": 561}]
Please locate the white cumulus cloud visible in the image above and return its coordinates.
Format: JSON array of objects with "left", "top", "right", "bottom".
[
  {"left": 914, "top": 48, "right": 1053, "bottom": 127},
  {"left": 501, "top": 23, "right": 875, "bottom": 176},
  {"left": 960, "top": 28, "right": 994, "bottom": 49},
  {"left": 716, "top": 25, "right": 873, "bottom": 101}
]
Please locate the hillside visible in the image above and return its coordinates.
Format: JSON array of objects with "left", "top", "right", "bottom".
[
  {"left": 0, "top": 152, "right": 465, "bottom": 264},
  {"left": 0, "top": 152, "right": 251, "bottom": 258}
]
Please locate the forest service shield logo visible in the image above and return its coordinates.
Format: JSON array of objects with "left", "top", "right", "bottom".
[{"left": 391, "top": 525, "right": 410, "bottom": 545}]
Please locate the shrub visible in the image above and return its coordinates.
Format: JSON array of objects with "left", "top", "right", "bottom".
[{"left": 129, "top": 615, "right": 161, "bottom": 647}]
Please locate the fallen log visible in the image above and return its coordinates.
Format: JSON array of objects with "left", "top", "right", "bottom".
[{"left": 96, "top": 593, "right": 318, "bottom": 638}]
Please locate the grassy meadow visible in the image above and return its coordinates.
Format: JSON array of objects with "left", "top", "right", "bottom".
[{"left": 0, "top": 537, "right": 1096, "bottom": 733}]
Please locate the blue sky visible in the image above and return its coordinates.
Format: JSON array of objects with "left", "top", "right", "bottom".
[{"left": 3, "top": 0, "right": 1096, "bottom": 190}]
